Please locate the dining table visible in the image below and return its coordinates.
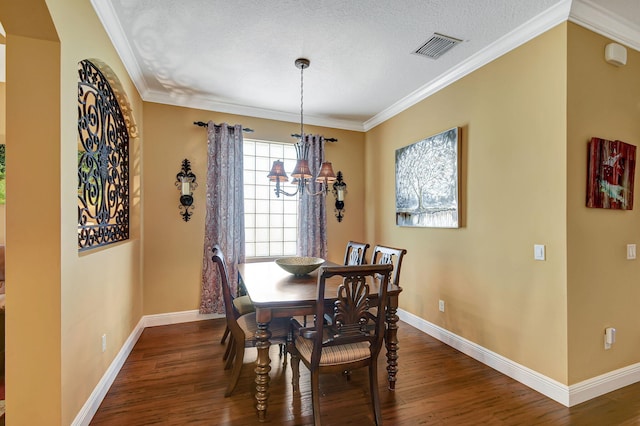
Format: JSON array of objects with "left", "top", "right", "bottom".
[{"left": 238, "top": 260, "right": 403, "bottom": 422}]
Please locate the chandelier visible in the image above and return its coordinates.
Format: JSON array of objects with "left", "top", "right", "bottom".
[{"left": 267, "top": 58, "right": 336, "bottom": 197}]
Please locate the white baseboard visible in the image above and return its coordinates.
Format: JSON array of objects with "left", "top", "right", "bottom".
[
  {"left": 568, "top": 361, "right": 640, "bottom": 406},
  {"left": 143, "top": 309, "right": 223, "bottom": 328},
  {"left": 397, "top": 308, "right": 640, "bottom": 407},
  {"left": 72, "top": 310, "right": 224, "bottom": 426},
  {"left": 71, "top": 316, "right": 146, "bottom": 426}
]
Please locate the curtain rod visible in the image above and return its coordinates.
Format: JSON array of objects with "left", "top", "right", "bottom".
[
  {"left": 193, "top": 121, "right": 254, "bottom": 133},
  {"left": 193, "top": 121, "right": 337, "bottom": 142},
  {"left": 291, "top": 133, "right": 338, "bottom": 143}
]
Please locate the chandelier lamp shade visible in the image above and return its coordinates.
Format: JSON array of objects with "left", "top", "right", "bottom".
[{"left": 267, "top": 58, "right": 336, "bottom": 197}]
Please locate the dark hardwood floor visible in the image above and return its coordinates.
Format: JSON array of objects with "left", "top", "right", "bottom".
[{"left": 90, "top": 318, "right": 640, "bottom": 425}]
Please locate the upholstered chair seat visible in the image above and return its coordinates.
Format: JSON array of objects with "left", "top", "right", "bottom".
[
  {"left": 237, "top": 312, "right": 289, "bottom": 338},
  {"left": 294, "top": 335, "right": 370, "bottom": 366},
  {"left": 233, "top": 295, "right": 254, "bottom": 315}
]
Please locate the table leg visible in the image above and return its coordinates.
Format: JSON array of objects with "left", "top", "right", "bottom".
[
  {"left": 254, "top": 320, "right": 271, "bottom": 422},
  {"left": 385, "top": 295, "right": 400, "bottom": 390}
]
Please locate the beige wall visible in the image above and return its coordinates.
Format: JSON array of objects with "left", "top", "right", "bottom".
[
  {"left": 0, "top": 82, "right": 5, "bottom": 243},
  {"left": 0, "top": 82, "right": 4, "bottom": 144},
  {"left": 142, "top": 102, "right": 365, "bottom": 314},
  {"left": 4, "top": 26, "right": 62, "bottom": 425},
  {"left": 1, "top": 0, "right": 144, "bottom": 424},
  {"left": 366, "top": 24, "right": 569, "bottom": 383},
  {"left": 566, "top": 23, "right": 640, "bottom": 382}
]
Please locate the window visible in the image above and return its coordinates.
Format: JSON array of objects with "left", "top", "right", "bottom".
[{"left": 243, "top": 139, "right": 298, "bottom": 258}]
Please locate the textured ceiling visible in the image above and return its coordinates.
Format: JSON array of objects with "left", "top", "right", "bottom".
[{"left": 91, "top": 0, "right": 640, "bottom": 131}]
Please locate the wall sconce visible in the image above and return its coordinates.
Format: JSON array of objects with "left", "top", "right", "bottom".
[
  {"left": 176, "top": 159, "right": 197, "bottom": 222},
  {"left": 332, "top": 171, "right": 346, "bottom": 222}
]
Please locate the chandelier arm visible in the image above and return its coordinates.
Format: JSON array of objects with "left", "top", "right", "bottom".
[
  {"left": 275, "top": 187, "right": 300, "bottom": 197},
  {"left": 273, "top": 179, "right": 300, "bottom": 198},
  {"left": 304, "top": 179, "right": 329, "bottom": 197},
  {"left": 302, "top": 140, "right": 309, "bottom": 163}
]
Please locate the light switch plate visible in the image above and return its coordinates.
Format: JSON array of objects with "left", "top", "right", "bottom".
[
  {"left": 627, "top": 244, "right": 636, "bottom": 260},
  {"left": 534, "top": 244, "right": 545, "bottom": 261}
]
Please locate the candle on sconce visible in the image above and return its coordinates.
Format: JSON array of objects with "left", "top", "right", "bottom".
[
  {"left": 181, "top": 179, "right": 190, "bottom": 195},
  {"left": 337, "top": 188, "right": 344, "bottom": 201}
]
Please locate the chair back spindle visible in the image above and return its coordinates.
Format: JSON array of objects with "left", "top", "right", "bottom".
[
  {"left": 370, "top": 245, "right": 407, "bottom": 287},
  {"left": 343, "top": 241, "right": 370, "bottom": 266}
]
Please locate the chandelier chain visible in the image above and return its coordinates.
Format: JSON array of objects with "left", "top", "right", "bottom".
[{"left": 300, "top": 63, "right": 304, "bottom": 140}]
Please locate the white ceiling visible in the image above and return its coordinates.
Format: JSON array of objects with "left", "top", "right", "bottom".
[{"left": 89, "top": 0, "right": 639, "bottom": 132}]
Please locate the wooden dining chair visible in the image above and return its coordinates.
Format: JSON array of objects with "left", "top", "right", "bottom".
[
  {"left": 220, "top": 277, "right": 254, "bottom": 341},
  {"left": 220, "top": 274, "right": 254, "bottom": 361},
  {"left": 220, "top": 290, "right": 254, "bottom": 365},
  {"left": 289, "top": 264, "right": 393, "bottom": 425},
  {"left": 343, "top": 241, "right": 370, "bottom": 266},
  {"left": 366, "top": 244, "right": 407, "bottom": 345},
  {"left": 212, "top": 245, "right": 291, "bottom": 397}
]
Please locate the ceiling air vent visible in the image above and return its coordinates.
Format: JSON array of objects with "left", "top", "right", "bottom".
[{"left": 413, "top": 33, "right": 462, "bottom": 59}]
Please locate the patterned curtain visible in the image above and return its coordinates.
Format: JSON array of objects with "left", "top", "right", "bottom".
[
  {"left": 200, "top": 122, "right": 245, "bottom": 314},
  {"left": 297, "top": 134, "right": 328, "bottom": 258}
]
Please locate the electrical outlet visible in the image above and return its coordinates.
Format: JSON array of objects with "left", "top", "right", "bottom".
[
  {"left": 604, "top": 327, "right": 616, "bottom": 350},
  {"left": 439, "top": 300, "right": 445, "bottom": 312},
  {"left": 101, "top": 334, "right": 107, "bottom": 352}
]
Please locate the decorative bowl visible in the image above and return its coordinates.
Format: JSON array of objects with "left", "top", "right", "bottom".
[{"left": 275, "top": 257, "right": 325, "bottom": 276}]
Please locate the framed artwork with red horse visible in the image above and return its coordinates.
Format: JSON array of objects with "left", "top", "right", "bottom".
[{"left": 586, "top": 137, "right": 636, "bottom": 210}]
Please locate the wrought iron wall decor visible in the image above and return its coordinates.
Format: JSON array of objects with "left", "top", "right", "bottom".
[
  {"left": 77, "top": 59, "right": 130, "bottom": 251},
  {"left": 332, "top": 171, "right": 347, "bottom": 222},
  {"left": 176, "top": 159, "right": 197, "bottom": 222}
]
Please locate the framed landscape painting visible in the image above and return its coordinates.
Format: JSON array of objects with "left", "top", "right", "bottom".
[
  {"left": 395, "top": 127, "right": 460, "bottom": 227},
  {"left": 586, "top": 137, "right": 635, "bottom": 210}
]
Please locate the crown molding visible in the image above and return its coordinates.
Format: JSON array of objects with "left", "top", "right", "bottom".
[
  {"left": 569, "top": 0, "right": 640, "bottom": 52},
  {"left": 144, "top": 89, "right": 365, "bottom": 132},
  {"left": 91, "top": 0, "right": 150, "bottom": 99},
  {"left": 363, "top": 0, "right": 572, "bottom": 131}
]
